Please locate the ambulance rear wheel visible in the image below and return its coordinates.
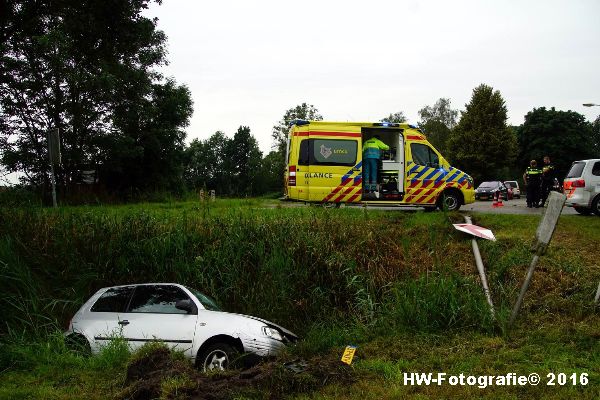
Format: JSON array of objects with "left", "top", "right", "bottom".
[{"left": 438, "top": 191, "right": 461, "bottom": 212}]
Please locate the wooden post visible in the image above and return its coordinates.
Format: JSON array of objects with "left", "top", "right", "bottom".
[
  {"left": 509, "top": 191, "right": 566, "bottom": 326},
  {"left": 594, "top": 282, "right": 600, "bottom": 304}
]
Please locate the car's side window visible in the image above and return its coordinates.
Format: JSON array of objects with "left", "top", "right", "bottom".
[
  {"left": 127, "top": 285, "right": 191, "bottom": 314},
  {"left": 90, "top": 286, "right": 134, "bottom": 313},
  {"left": 592, "top": 161, "right": 600, "bottom": 176},
  {"left": 411, "top": 143, "right": 439, "bottom": 167},
  {"left": 298, "top": 139, "right": 309, "bottom": 165}
]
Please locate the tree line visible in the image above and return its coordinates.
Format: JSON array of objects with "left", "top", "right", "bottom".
[
  {"left": 1, "top": 2, "right": 599, "bottom": 202},
  {"left": 376, "top": 85, "right": 599, "bottom": 184}
]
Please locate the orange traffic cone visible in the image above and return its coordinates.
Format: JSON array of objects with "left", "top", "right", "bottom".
[
  {"left": 496, "top": 192, "right": 504, "bottom": 207},
  {"left": 492, "top": 191, "right": 499, "bottom": 207}
]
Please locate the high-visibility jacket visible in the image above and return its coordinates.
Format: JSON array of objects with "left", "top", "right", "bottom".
[
  {"left": 526, "top": 167, "right": 542, "bottom": 183},
  {"left": 362, "top": 137, "right": 390, "bottom": 159},
  {"left": 542, "top": 163, "right": 555, "bottom": 182}
]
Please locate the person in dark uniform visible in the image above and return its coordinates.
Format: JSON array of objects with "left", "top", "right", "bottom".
[
  {"left": 523, "top": 159, "right": 542, "bottom": 208},
  {"left": 540, "top": 155, "right": 555, "bottom": 206}
]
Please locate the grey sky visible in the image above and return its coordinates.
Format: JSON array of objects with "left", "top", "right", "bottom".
[{"left": 146, "top": 0, "right": 599, "bottom": 154}]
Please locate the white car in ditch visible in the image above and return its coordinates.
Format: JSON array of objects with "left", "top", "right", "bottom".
[{"left": 64, "top": 283, "right": 298, "bottom": 370}]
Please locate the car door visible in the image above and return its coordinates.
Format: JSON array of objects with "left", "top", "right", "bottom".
[
  {"left": 405, "top": 142, "right": 445, "bottom": 205},
  {"left": 296, "top": 138, "right": 310, "bottom": 201},
  {"left": 84, "top": 286, "right": 135, "bottom": 352},
  {"left": 121, "top": 284, "right": 198, "bottom": 357}
]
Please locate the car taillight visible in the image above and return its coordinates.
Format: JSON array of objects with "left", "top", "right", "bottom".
[
  {"left": 288, "top": 165, "right": 296, "bottom": 186},
  {"left": 572, "top": 179, "right": 585, "bottom": 188}
]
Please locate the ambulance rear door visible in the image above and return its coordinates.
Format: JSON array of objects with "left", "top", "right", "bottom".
[
  {"left": 286, "top": 125, "right": 310, "bottom": 201},
  {"left": 305, "top": 131, "right": 362, "bottom": 203}
]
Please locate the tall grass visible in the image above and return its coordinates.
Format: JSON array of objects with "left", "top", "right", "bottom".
[{"left": 1, "top": 202, "right": 597, "bottom": 360}]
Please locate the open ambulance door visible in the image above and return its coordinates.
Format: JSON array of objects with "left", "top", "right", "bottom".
[{"left": 362, "top": 126, "right": 405, "bottom": 200}]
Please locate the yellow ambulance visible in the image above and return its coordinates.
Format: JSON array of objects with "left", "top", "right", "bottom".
[{"left": 284, "top": 120, "right": 475, "bottom": 211}]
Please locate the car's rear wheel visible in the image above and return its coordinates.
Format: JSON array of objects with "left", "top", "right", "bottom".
[
  {"left": 65, "top": 334, "right": 91, "bottom": 356},
  {"left": 199, "top": 343, "right": 239, "bottom": 372},
  {"left": 573, "top": 206, "right": 592, "bottom": 215},
  {"left": 591, "top": 196, "right": 600, "bottom": 216}
]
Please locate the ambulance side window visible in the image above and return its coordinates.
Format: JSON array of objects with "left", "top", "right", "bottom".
[
  {"left": 411, "top": 143, "right": 439, "bottom": 168},
  {"left": 308, "top": 139, "right": 357, "bottom": 166},
  {"left": 298, "top": 140, "right": 309, "bottom": 165}
]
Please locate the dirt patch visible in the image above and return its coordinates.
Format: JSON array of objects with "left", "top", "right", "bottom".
[
  {"left": 118, "top": 349, "right": 355, "bottom": 400},
  {"left": 120, "top": 347, "right": 194, "bottom": 400}
]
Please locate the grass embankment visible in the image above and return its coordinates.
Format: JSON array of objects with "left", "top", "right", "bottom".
[{"left": 0, "top": 200, "right": 599, "bottom": 399}]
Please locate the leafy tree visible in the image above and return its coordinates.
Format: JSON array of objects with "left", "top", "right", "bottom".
[
  {"left": 517, "top": 107, "right": 595, "bottom": 179},
  {"left": 270, "top": 103, "right": 322, "bottom": 193},
  {"left": 380, "top": 111, "right": 407, "bottom": 124},
  {"left": 272, "top": 103, "right": 323, "bottom": 154},
  {"left": 184, "top": 127, "right": 264, "bottom": 196},
  {"left": 229, "top": 126, "right": 263, "bottom": 195},
  {"left": 0, "top": 0, "right": 191, "bottom": 197},
  {"left": 418, "top": 98, "right": 458, "bottom": 154},
  {"left": 259, "top": 150, "right": 284, "bottom": 194},
  {"left": 184, "top": 131, "right": 232, "bottom": 193},
  {"left": 592, "top": 115, "right": 600, "bottom": 156},
  {"left": 447, "top": 84, "right": 517, "bottom": 182}
]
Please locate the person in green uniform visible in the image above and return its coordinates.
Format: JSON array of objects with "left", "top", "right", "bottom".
[
  {"left": 540, "top": 155, "right": 556, "bottom": 206},
  {"left": 362, "top": 136, "right": 390, "bottom": 195},
  {"left": 523, "top": 159, "right": 542, "bottom": 208}
]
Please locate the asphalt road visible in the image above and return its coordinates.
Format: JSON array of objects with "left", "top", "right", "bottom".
[
  {"left": 460, "top": 197, "right": 578, "bottom": 215},
  {"left": 278, "top": 196, "right": 583, "bottom": 215},
  {"left": 343, "top": 197, "right": 580, "bottom": 215}
]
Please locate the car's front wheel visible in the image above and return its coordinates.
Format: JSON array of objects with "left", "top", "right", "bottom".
[
  {"left": 438, "top": 191, "right": 461, "bottom": 212},
  {"left": 199, "top": 343, "right": 239, "bottom": 372}
]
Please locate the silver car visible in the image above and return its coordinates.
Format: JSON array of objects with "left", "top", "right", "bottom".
[
  {"left": 504, "top": 180, "right": 521, "bottom": 198},
  {"left": 563, "top": 159, "right": 600, "bottom": 216},
  {"left": 64, "top": 283, "right": 298, "bottom": 370}
]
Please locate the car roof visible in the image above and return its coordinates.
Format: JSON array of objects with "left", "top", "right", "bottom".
[
  {"left": 99, "top": 283, "right": 185, "bottom": 291},
  {"left": 572, "top": 159, "right": 600, "bottom": 163}
]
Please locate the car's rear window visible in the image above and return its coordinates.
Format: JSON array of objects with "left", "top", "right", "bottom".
[
  {"left": 504, "top": 181, "right": 517, "bottom": 188},
  {"left": 478, "top": 182, "right": 497, "bottom": 188},
  {"left": 566, "top": 162, "right": 585, "bottom": 178},
  {"left": 91, "top": 286, "right": 134, "bottom": 313}
]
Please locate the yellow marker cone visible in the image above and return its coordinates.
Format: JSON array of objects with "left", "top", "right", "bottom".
[{"left": 341, "top": 345, "right": 357, "bottom": 365}]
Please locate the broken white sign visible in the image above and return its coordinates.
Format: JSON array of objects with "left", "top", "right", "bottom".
[{"left": 453, "top": 223, "right": 496, "bottom": 241}]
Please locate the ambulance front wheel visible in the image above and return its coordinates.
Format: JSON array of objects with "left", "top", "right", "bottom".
[{"left": 438, "top": 191, "right": 461, "bottom": 212}]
